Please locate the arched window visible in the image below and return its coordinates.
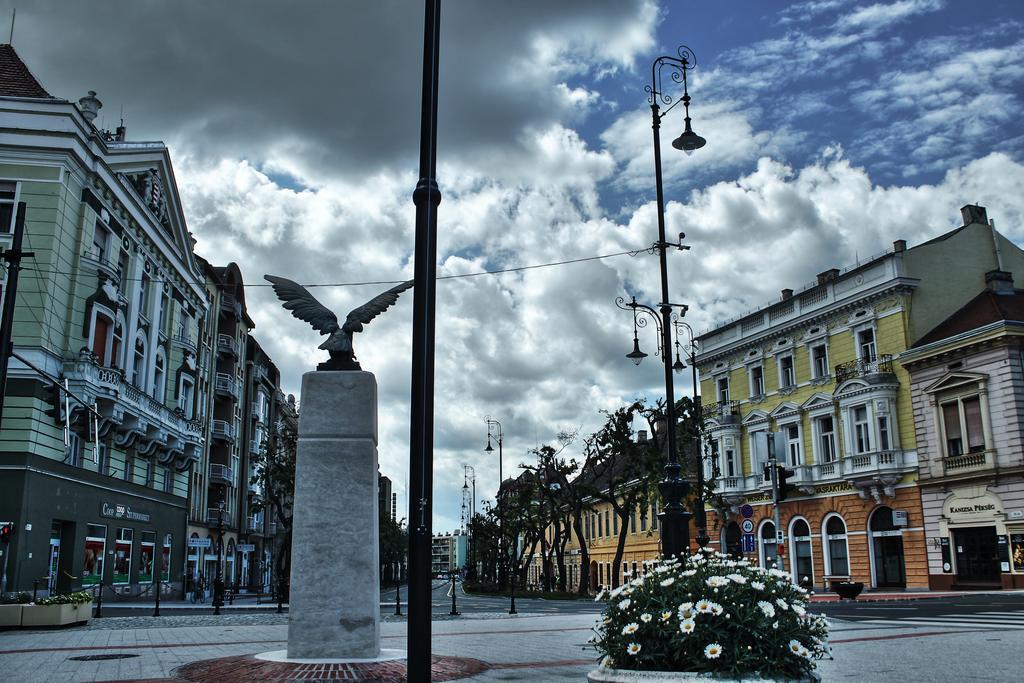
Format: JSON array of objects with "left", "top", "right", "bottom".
[
  {"left": 790, "top": 517, "right": 814, "bottom": 588},
  {"left": 132, "top": 334, "right": 147, "bottom": 388},
  {"left": 759, "top": 520, "right": 779, "bottom": 570},
  {"left": 152, "top": 350, "right": 166, "bottom": 401},
  {"left": 823, "top": 514, "right": 849, "bottom": 577}
]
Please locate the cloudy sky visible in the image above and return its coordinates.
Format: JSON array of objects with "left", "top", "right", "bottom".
[{"left": 8, "top": 0, "right": 1024, "bottom": 532}]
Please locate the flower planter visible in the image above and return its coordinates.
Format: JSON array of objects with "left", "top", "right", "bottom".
[
  {"left": 832, "top": 582, "right": 864, "bottom": 600},
  {"left": 21, "top": 603, "right": 92, "bottom": 627},
  {"left": 588, "top": 668, "right": 820, "bottom": 682},
  {"left": 0, "top": 604, "right": 23, "bottom": 627}
]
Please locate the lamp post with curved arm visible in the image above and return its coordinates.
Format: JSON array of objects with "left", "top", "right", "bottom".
[
  {"left": 613, "top": 44, "right": 704, "bottom": 561},
  {"left": 485, "top": 417, "right": 516, "bottom": 614}
]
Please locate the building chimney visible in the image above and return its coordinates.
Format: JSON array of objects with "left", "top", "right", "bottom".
[
  {"left": 985, "top": 269, "right": 1014, "bottom": 294},
  {"left": 893, "top": 239, "right": 906, "bottom": 252},
  {"left": 637, "top": 429, "right": 648, "bottom": 443},
  {"left": 816, "top": 268, "right": 840, "bottom": 285},
  {"left": 78, "top": 90, "right": 102, "bottom": 123},
  {"left": 960, "top": 204, "right": 988, "bottom": 227},
  {"left": 781, "top": 288, "right": 793, "bottom": 300}
]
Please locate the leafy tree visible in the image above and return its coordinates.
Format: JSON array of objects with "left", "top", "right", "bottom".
[
  {"left": 249, "top": 424, "right": 296, "bottom": 598},
  {"left": 379, "top": 508, "right": 407, "bottom": 587}
]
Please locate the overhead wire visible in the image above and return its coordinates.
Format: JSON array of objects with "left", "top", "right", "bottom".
[{"left": 18, "top": 247, "right": 648, "bottom": 289}]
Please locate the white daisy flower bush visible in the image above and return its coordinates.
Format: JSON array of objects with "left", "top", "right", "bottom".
[{"left": 592, "top": 549, "right": 829, "bottom": 679}]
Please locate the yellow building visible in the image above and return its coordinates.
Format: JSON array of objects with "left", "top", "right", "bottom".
[{"left": 695, "top": 205, "right": 1024, "bottom": 591}]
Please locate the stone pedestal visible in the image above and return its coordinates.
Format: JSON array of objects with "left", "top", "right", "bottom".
[{"left": 287, "top": 371, "right": 380, "bottom": 659}]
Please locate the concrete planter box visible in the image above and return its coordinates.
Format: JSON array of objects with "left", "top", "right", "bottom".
[
  {"left": 21, "top": 603, "right": 91, "bottom": 627},
  {"left": 0, "top": 604, "right": 23, "bottom": 627},
  {"left": 588, "top": 668, "right": 820, "bottom": 682}
]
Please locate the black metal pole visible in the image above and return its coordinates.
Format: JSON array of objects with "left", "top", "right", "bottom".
[
  {"left": 408, "top": 0, "right": 442, "bottom": 678},
  {"left": 94, "top": 580, "right": 103, "bottom": 618},
  {"left": 0, "top": 203, "right": 30, "bottom": 425},
  {"left": 394, "top": 572, "right": 402, "bottom": 616},
  {"left": 650, "top": 88, "right": 692, "bottom": 561},
  {"left": 214, "top": 496, "right": 224, "bottom": 615},
  {"left": 448, "top": 571, "right": 459, "bottom": 615},
  {"left": 154, "top": 531, "right": 161, "bottom": 616}
]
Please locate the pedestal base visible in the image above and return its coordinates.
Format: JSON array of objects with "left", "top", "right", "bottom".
[{"left": 171, "top": 653, "right": 490, "bottom": 682}]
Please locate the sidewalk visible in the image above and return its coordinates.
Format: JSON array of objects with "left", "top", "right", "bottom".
[{"left": 809, "top": 588, "right": 1024, "bottom": 603}]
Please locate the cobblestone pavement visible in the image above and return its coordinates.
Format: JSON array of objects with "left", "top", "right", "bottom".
[{"left": 2, "top": 610, "right": 1023, "bottom": 681}]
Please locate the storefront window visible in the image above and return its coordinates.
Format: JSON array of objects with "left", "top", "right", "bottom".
[
  {"left": 825, "top": 515, "right": 850, "bottom": 576},
  {"left": 1011, "top": 534, "right": 1024, "bottom": 572},
  {"left": 162, "top": 534, "right": 172, "bottom": 582},
  {"left": 139, "top": 531, "right": 156, "bottom": 583},
  {"left": 113, "top": 527, "right": 133, "bottom": 584},
  {"left": 82, "top": 524, "right": 106, "bottom": 586}
]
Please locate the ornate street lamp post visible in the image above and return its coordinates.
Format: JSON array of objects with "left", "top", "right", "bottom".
[
  {"left": 617, "top": 45, "right": 705, "bottom": 561},
  {"left": 672, "top": 319, "right": 710, "bottom": 548},
  {"left": 485, "top": 417, "right": 516, "bottom": 614},
  {"left": 213, "top": 489, "right": 226, "bottom": 615}
]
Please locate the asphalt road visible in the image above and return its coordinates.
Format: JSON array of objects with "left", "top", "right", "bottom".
[
  {"left": 380, "top": 580, "right": 604, "bottom": 616},
  {"left": 815, "top": 591, "right": 1024, "bottom": 631}
]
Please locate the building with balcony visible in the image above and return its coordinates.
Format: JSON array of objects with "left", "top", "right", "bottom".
[
  {"left": 431, "top": 531, "right": 467, "bottom": 576},
  {"left": 902, "top": 269, "right": 1024, "bottom": 590},
  {"left": 695, "top": 204, "right": 1024, "bottom": 591},
  {"left": 0, "top": 45, "right": 208, "bottom": 598}
]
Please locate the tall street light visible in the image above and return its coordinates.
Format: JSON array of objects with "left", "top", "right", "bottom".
[
  {"left": 484, "top": 417, "right": 516, "bottom": 614},
  {"left": 672, "top": 318, "right": 709, "bottom": 548},
  {"left": 621, "top": 44, "right": 705, "bottom": 561}
]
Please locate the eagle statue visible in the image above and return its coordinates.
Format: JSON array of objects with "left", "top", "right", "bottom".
[{"left": 264, "top": 274, "right": 413, "bottom": 371}]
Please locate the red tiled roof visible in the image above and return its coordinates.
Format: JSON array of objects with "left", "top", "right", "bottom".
[
  {"left": 0, "top": 44, "right": 53, "bottom": 98},
  {"left": 913, "top": 288, "right": 1024, "bottom": 347}
]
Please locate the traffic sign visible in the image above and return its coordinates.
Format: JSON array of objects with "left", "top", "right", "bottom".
[
  {"left": 742, "top": 533, "right": 756, "bottom": 553},
  {"left": 187, "top": 538, "right": 212, "bottom": 548},
  {"left": 740, "top": 504, "right": 754, "bottom": 518},
  {"left": 741, "top": 519, "right": 754, "bottom": 534}
]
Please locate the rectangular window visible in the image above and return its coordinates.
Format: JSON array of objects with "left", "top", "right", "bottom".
[
  {"left": 817, "top": 416, "right": 836, "bottom": 462},
  {"left": 82, "top": 524, "right": 106, "bottom": 586},
  {"left": 613, "top": 512, "right": 619, "bottom": 535},
  {"left": 942, "top": 396, "right": 985, "bottom": 456},
  {"left": 779, "top": 356, "right": 795, "bottom": 388},
  {"left": 725, "top": 448, "right": 736, "bottom": 477},
  {"left": 811, "top": 344, "right": 829, "bottom": 379},
  {"left": 630, "top": 507, "right": 637, "bottom": 534},
  {"left": 785, "top": 423, "right": 801, "bottom": 466},
  {"left": 113, "top": 528, "right": 133, "bottom": 584},
  {"left": 139, "top": 531, "right": 156, "bottom": 583},
  {"left": 751, "top": 431, "right": 768, "bottom": 473},
  {"left": 68, "top": 432, "right": 82, "bottom": 468},
  {"left": 651, "top": 502, "right": 658, "bottom": 530},
  {"left": 857, "top": 328, "right": 876, "bottom": 361},
  {"left": 878, "top": 415, "right": 891, "bottom": 451},
  {"left": 163, "top": 467, "right": 175, "bottom": 494},
  {"left": 640, "top": 507, "right": 648, "bottom": 532},
  {"left": 0, "top": 181, "right": 16, "bottom": 233},
  {"left": 118, "top": 250, "right": 130, "bottom": 294},
  {"left": 749, "top": 365, "right": 764, "bottom": 397},
  {"left": 717, "top": 376, "right": 730, "bottom": 403},
  {"left": 138, "top": 274, "right": 150, "bottom": 317},
  {"left": 596, "top": 513, "right": 602, "bottom": 538},
  {"left": 604, "top": 510, "right": 610, "bottom": 537},
  {"left": 93, "top": 221, "right": 111, "bottom": 263},
  {"left": 853, "top": 406, "right": 871, "bottom": 454}
]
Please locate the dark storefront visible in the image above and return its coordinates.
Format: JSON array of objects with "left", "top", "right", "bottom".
[{"left": 0, "top": 452, "right": 187, "bottom": 600}]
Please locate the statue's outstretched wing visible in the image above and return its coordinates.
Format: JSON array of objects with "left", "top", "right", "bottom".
[
  {"left": 264, "top": 274, "right": 340, "bottom": 334},
  {"left": 344, "top": 280, "right": 414, "bottom": 329}
]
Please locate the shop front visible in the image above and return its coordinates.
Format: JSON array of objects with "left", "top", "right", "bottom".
[{"left": 925, "top": 484, "right": 1022, "bottom": 589}]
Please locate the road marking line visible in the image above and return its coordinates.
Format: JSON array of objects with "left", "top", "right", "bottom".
[{"left": 857, "top": 619, "right": 1023, "bottom": 629}]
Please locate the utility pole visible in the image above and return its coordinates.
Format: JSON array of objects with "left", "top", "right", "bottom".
[{"left": 0, "top": 202, "right": 32, "bottom": 424}]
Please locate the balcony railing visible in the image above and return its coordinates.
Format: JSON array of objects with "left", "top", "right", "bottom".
[
  {"left": 206, "top": 508, "right": 232, "bottom": 528},
  {"left": 220, "top": 293, "right": 241, "bottom": 318},
  {"left": 62, "top": 358, "right": 203, "bottom": 473},
  {"left": 209, "top": 463, "right": 234, "bottom": 487},
  {"left": 215, "top": 372, "right": 239, "bottom": 400},
  {"left": 711, "top": 450, "right": 913, "bottom": 495},
  {"left": 172, "top": 328, "right": 198, "bottom": 352},
  {"left": 217, "top": 333, "right": 237, "bottom": 357},
  {"left": 702, "top": 400, "right": 740, "bottom": 423},
  {"left": 211, "top": 419, "right": 235, "bottom": 442},
  {"left": 246, "top": 516, "right": 262, "bottom": 533},
  {"left": 81, "top": 244, "right": 119, "bottom": 279},
  {"left": 249, "top": 438, "right": 263, "bottom": 455},
  {"left": 944, "top": 449, "right": 992, "bottom": 474},
  {"left": 834, "top": 354, "right": 895, "bottom": 384}
]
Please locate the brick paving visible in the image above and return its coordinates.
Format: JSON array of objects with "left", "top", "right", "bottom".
[{"left": 170, "top": 654, "right": 489, "bottom": 682}]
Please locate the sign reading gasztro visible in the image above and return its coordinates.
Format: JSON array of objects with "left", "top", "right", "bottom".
[{"left": 100, "top": 502, "right": 151, "bottom": 523}]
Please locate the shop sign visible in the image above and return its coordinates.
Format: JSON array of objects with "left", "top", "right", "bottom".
[
  {"left": 939, "top": 537, "right": 952, "bottom": 572},
  {"left": 943, "top": 487, "right": 1002, "bottom": 523},
  {"left": 238, "top": 544, "right": 256, "bottom": 552},
  {"left": 874, "top": 530, "right": 902, "bottom": 537},
  {"left": 814, "top": 483, "right": 854, "bottom": 495},
  {"left": 892, "top": 510, "right": 908, "bottom": 527},
  {"left": 188, "top": 537, "right": 212, "bottom": 548},
  {"left": 100, "top": 502, "right": 151, "bottom": 523},
  {"left": 997, "top": 535, "right": 1010, "bottom": 573}
]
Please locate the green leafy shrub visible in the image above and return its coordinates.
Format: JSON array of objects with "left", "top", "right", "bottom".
[
  {"left": 592, "top": 549, "right": 829, "bottom": 679},
  {"left": 1, "top": 592, "right": 32, "bottom": 604},
  {"left": 36, "top": 591, "right": 94, "bottom": 606}
]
